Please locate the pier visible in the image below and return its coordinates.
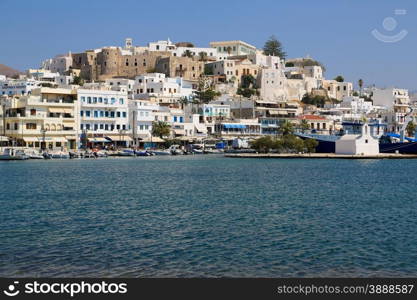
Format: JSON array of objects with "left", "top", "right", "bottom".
[{"left": 224, "top": 153, "right": 417, "bottom": 159}]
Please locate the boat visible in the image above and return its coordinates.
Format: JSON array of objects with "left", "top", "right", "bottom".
[
  {"left": 135, "top": 150, "right": 151, "bottom": 156},
  {"left": 51, "top": 152, "right": 70, "bottom": 159},
  {"left": 117, "top": 149, "right": 135, "bottom": 156},
  {"left": 296, "top": 121, "right": 417, "bottom": 154},
  {"left": 0, "top": 148, "right": 29, "bottom": 160},
  {"left": 169, "top": 145, "right": 184, "bottom": 155},
  {"left": 26, "top": 151, "right": 44, "bottom": 159},
  {"left": 151, "top": 149, "right": 171, "bottom": 155}
]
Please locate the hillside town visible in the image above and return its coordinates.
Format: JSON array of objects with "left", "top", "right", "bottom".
[{"left": 1, "top": 37, "right": 416, "bottom": 157}]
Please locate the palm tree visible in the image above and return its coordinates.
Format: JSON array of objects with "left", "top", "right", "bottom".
[
  {"left": 358, "top": 79, "right": 364, "bottom": 97},
  {"left": 198, "top": 51, "right": 208, "bottom": 62},
  {"left": 300, "top": 119, "right": 310, "bottom": 133},
  {"left": 406, "top": 121, "right": 416, "bottom": 137},
  {"left": 152, "top": 121, "right": 171, "bottom": 139},
  {"left": 183, "top": 50, "right": 193, "bottom": 58},
  {"left": 280, "top": 120, "right": 294, "bottom": 136}
]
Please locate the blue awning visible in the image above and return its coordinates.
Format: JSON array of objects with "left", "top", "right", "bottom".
[{"left": 223, "top": 124, "right": 246, "bottom": 129}]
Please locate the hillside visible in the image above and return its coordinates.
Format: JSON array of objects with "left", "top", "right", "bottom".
[{"left": 0, "top": 63, "right": 21, "bottom": 77}]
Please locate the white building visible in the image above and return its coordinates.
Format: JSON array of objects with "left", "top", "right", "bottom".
[
  {"left": 373, "top": 88, "right": 410, "bottom": 133},
  {"left": 129, "top": 99, "right": 159, "bottom": 145},
  {"left": 41, "top": 53, "right": 73, "bottom": 75},
  {"left": 257, "top": 68, "right": 288, "bottom": 101},
  {"left": 335, "top": 123, "right": 379, "bottom": 155},
  {"left": 0, "top": 78, "right": 40, "bottom": 96},
  {"left": 133, "top": 73, "right": 195, "bottom": 103},
  {"left": 77, "top": 88, "right": 131, "bottom": 147},
  {"left": 323, "top": 80, "right": 353, "bottom": 100}
]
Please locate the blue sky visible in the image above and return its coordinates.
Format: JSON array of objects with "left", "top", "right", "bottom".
[{"left": 1, "top": 0, "right": 416, "bottom": 89}]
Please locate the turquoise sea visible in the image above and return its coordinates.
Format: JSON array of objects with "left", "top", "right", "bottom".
[{"left": 0, "top": 156, "right": 416, "bottom": 277}]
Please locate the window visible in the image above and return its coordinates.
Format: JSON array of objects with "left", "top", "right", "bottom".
[
  {"left": 94, "top": 111, "right": 98, "bottom": 118},
  {"left": 100, "top": 124, "right": 104, "bottom": 129},
  {"left": 122, "top": 112, "right": 127, "bottom": 118},
  {"left": 116, "top": 124, "right": 120, "bottom": 130},
  {"left": 81, "top": 96, "right": 85, "bottom": 102},
  {"left": 87, "top": 97, "right": 92, "bottom": 104},
  {"left": 94, "top": 124, "right": 98, "bottom": 130},
  {"left": 110, "top": 111, "right": 115, "bottom": 118},
  {"left": 104, "top": 124, "right": 108, "bottom": 130},
  {"left": 119, "top": 98, "right": 124, "bottom": 105},
  {"left": 98, "top": 97, "right": 103, "bottom": 103},
  {"left": 122, "top": 125, "right": 126, "bottom": 130},
  {"left": 80, "top": 111, "right": 84, "bottom": 117},
  {"left": 26, "top": 123, "right": 37, "bottom": 130},
  {"left": 30, "top": 109, "right": 36, "bottom": 116},
  {"left": 117, "top": 111, "right": 121, "bottom": 118},
  {"left": 85, "top": 111, "right": 91, "bottom": 117}
]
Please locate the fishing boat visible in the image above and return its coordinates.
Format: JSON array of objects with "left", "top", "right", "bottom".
[
  {"left": 296, "top": 121, "right": 417, "bottom": 154},
  {"left": 0, "top": 148, "right": 29, "bottom": 160}
]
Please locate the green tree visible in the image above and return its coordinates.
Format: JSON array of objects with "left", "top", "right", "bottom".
[
  {"left": 406, "top": 121, "right": 416, "bottom": 137},
  {"left": 241, "top": 74, "right": 257, "bottom": 89},
  {"left": 204, "top": 64, "right": 213, "bottom": 75},
  {"left": 237, "top": 87, "right": 256, "bottom": 98},
  {"left": 183, "top": 50, "right": 193, "bottom": 58},
  {"left": 251, "top": 136, "right": 274, "bottom": 153},
  {"left": 198, "top": 51, "right": 208, "bottom": 62},
  {"left": 304, "top": 138, "right": 318, "bottom": 153},
  {"left": 280, "top": 120, "right": 294, "bottom": 136},
  {"left": 72, "top": 75, "right": 84, "bottom": 86},
  {"left": 334, "top": 75, "right": 344, "bottom": 82},
  {"left": 263, "top": 35, "right": 286, "bottom": 59},
  {"left": 151, "top": 121, "right": 171, "bottom": 139},
  {"left": 194, "top": 89, "right": 220, "bottom": 103},
  {"left": 301, "top": 94, "right": 327, "bottom": 108},
  {"left": 300, "top": 119, "right": 310, "bottom": 133},
  {"left": 358, "top": 78, "right": 364, "bottom": 96}
]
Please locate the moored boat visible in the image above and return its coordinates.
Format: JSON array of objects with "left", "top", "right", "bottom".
[{"left": 0, "top": 148, "right": 29, "bottom": 160}]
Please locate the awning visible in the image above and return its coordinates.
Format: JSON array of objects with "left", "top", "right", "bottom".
[
  {"left": 141, "top": 136, "right": 165, "bottom": 143},
  {"left": 88, "top": 137, "right": 110, "bottom": 143},
  {"left": 0, "top": 136, "right": 9, "bottom": 142},
  {"left": 23, "top": 137, "right": 40, "bottom": 142},
  {"left": 48, "top": 108, "right": 68, "bottom": 113},
  {"left": 223, "top": 124, "right": 247, "bottom": 129},
  {"left": 105, "top": 135, "right": 133, "bottom": 142},
  {"left": 173, "top": 129, "right": 185, "bottom": 135}
]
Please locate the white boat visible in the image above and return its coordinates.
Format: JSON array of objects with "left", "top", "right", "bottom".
[
  {"left": 26, "top": 151, "right": 44, "bottom": 159},
  {"left": 169, "top": 145, "right": 184, "bottom": 155},
  {"left": 151, "top": 149, "right": 171, "bottom": 155},
  {"left": 0, "top": 148, "right": 29, "bottom": 160},
  {"left": 51, "top": 152, "right": 70, "bottom": 159}
]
